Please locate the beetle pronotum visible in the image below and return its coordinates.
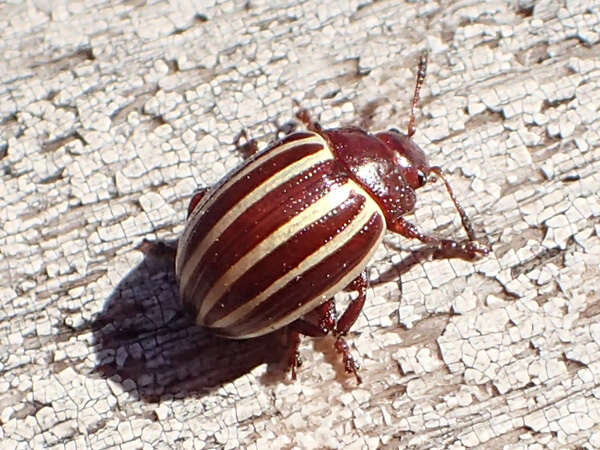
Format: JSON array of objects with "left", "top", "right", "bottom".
[{"left": 175, "top": 52, "right": 488, "bottom": 383}]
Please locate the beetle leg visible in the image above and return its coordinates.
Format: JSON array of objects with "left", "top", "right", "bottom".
[
  {"left": 334, "top": 337, "right": 362, "bottom": 384},
  {"left": 286, "top": 330, "right": 302, "bottom": 380},
  {"left": 273, "top": 118, "right": 298, "bottom": 139},
  {"left": 186, "top": 188, "right": 208, "bottom": 218},
  {"left": 330, "top": 272, "right": 368, "bottom": 385},
  {"left": 388, "top": 217, "right": 489, "bottom": 261},
  {"left": 292, "top": 300, "right": 336, "bottom": 335},
  {"left": 295, "top": 108, "right": 323, "bottom": 134},
  {"left": 289, "top": 299, "right": 361, "bottom": 383},
  {"left": 287, "top": 303, "right": 331, "bottom": 379},
  {"left": 337, "top": 271, "right": 368, "bottom": 335},
  {"left": 233, "top": 129, "right": 259, "bottom": 158},
  {"left": 291, "top": 316, "right": 329, "bottom": 337},
  {"left": 316, "top": 299, "right": 336, "bottom": 334},
  {"left": 285, "top": 314, "right": 326, "bottom": 381}
]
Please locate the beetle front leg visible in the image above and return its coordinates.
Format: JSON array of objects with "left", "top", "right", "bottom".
[{"left": 388, "top": 217, "right": 489, "bottom": 261}]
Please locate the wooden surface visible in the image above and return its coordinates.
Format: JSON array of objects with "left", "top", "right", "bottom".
[{"left": 1, "top": 0, "right": 599, "bottom": 448}]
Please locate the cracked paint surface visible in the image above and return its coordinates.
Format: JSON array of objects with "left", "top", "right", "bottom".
[{"left": 1, "top": 0, "right": 599, "bottom": 448}]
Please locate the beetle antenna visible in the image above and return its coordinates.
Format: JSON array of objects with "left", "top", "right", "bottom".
[
  {"left": 430, "top": 166, "right": 477, "bottom": 242},
  {"left": 407, "top": 51, "right": 428, "bottom": 138}
]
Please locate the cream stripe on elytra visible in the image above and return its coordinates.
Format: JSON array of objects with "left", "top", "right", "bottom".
[
  {"left": 179, "top": 142, "right": 333, "bottom": 293},
  {"left": 250, "top": 209, "right": 384, "bottom": 337},
  {"left": 189, "top": 134, "right": 326, "bottom": 223},
  {"left": 208, "top": 180, "right": 385, "bottom": 331},
  {"left": 176, "top": 133, "right": 326, "bottom": 277},
  {"left": 197, "top": 182, "right": 357, "bottom": 320}
]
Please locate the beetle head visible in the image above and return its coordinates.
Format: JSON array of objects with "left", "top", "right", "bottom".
[
  {"left": 375, "top": 129, "right": 431, "bottom": 190},
  {"left": 372, "top": 51, "right": 432, "bottom": 191}
]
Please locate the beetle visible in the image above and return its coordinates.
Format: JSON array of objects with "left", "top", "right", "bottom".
[{"left": 175, "top": 53, "right": 488, "bottom": 383}]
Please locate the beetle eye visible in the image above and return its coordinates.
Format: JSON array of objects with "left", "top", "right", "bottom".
[
  {"left": 404, "top": 168, "right": 427, "bottom": 189},
  {"left": 389, "top": 127, "right": 401, "bottom": 134}
]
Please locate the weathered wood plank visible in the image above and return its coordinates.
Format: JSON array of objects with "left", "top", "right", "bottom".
[{"left": 1, "top": 0, "right": 599, "bottom": 448}]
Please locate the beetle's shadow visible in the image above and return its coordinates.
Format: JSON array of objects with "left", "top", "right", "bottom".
[{"left": 90, "top": 239, "right": 289, "bottom": 403}]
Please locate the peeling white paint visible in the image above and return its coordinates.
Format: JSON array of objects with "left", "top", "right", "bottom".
[{"left": 1, "top": 0, "right": 600, "bottom": 448}]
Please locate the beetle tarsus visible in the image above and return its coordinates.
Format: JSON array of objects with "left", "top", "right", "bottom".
[
  {"left": 389, "top": 217, "right": 489, "bottom": 262},
  {"left": 335, "top": 337, "right": 362, "bottom": 384},
  {"left": 434, "top": 239, "right": 489, "bottom": 261}
]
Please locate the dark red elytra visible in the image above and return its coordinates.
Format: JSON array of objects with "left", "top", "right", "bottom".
[{"left": 175, "top": 52, "right": 489, "bottom": 384}]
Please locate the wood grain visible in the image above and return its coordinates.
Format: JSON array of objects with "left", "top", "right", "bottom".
[{"left": 1, "top": 0, "right": 599, "bottom": 448}]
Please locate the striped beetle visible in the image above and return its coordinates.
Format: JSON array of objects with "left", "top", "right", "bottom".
[{"left": 175, "top": 53, "right": 488, "bottom": 383}]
